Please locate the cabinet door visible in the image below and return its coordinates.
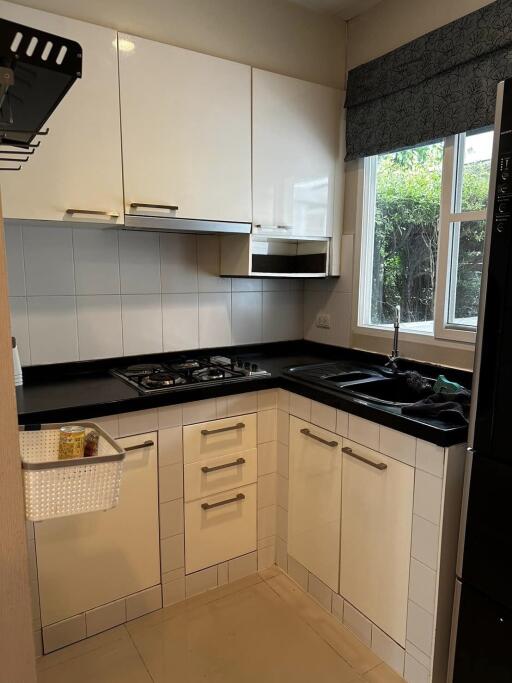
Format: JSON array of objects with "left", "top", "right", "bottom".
[
  {"left": 340, "top": 440, "right": 414, "bottom": 646},
  {"left": 252, "top": 69, "right": 342, "bottom": 238},
  {"left": 0, "top": 1, "right": 123, "bottom": 223},
  {"left": 288, "top": 416, "right": 342, "bottom": 591},
  {"left": 119, "top": 34, "right": 251, "bottom": 223},
  {"left": 34, "top": 434, "right": 160, "bottom": 626}
]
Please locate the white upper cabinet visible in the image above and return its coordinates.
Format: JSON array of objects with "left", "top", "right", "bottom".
[
  {"left": 0, "top": 1, "right": 123, "bottom": 223},
  {"left": 118, "top": 34, "right": 252, "bottom": 223},
  {"left": 252, "top": 69, "right": 342, "bottom": 238}
]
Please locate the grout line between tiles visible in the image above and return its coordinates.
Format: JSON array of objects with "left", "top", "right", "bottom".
[{"left": 124, "top": 624, "right": 156, "bottom": 683}]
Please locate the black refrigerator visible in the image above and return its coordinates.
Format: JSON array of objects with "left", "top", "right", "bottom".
[{"left": 450, "top": 77, "right": 512, "bottom": 682}]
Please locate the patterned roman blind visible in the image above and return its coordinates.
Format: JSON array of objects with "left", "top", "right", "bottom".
[{"left": 345, "top": 0, "right": 512, "bottom": 161}]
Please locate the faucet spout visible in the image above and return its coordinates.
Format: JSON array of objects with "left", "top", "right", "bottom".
[{"left": 386, "top": 305, "right": 400, "bottom": 372}]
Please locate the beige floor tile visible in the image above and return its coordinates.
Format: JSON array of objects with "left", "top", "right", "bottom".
[
  {"left": 37, "top": 626, "right": 129, "bottom": 672},
  {"left": 364, "top": 663, "right": 406, "bottom": 683},
  {"left": 130, "top": 581, "right": 360, "bottom": 683},
  {"left": 266, "top": 572, "right": 381, "bottom": 674},
  {"left": 37, "top": 628, "right": 151, "bottom": 683},
  {"left": 126, "top": 573, "right": 262, "bottom": 635}
]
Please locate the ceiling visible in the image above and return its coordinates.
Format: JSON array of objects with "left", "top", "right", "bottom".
[{"left": 287, "top": 0, "right": 383, "bottom": 20}]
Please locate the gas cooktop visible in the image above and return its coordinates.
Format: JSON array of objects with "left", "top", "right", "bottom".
[{"left": 111, "top": 355, "right": 270, "bottom": 395}]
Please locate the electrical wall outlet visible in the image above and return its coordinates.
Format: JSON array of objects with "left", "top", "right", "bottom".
[{"left": 316, "top": 313, "right": 331, "bottom": 329}]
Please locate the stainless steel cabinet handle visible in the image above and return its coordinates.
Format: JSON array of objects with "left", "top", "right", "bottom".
[
  {"left": 201, "top": 457, "right": 246, "bottom": 474},
  {"left": 66, "top": 208, "right": 120, "bottom": 218},
  {"left": 300, "top": 428, "right": 338, "bottom": 448},
  {"left": 130, "top": 202, "right": 178, "bottom": 211},
  {"left": 124, "top": 440, "right": 155, "bottom": 452},
  {"left": 342, "top": 446, "right": 387, "bottom": 470},
  {"left": 201, "top": 493, "right": 245, "bottom": 510},
  {"left": 201, "top": 422, "right": 245, "bottom": 436}
]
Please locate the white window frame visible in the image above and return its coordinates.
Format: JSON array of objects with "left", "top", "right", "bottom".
[{"left": 355, "top": 131, "right": 491, "bottom": 347}]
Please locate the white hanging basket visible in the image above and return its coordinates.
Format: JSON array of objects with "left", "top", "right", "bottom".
[{"left": 19, "top": 422, "right": 125, "bottom": 521}]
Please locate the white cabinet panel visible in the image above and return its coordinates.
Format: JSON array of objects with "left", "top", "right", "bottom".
[
  {"left": 183, "top": 413, "right": 257, "bottom": 464},
  {"left": 0, "top": 1, "right": 123, "bottom": 223},
  {"left": 119, "top": 34, "right": 251, "bottom": 223},
  {"left": 35, "top": 434, "right": 160, "bottom": 626},
  {"left": 340, "top": 440, "right": 414, "bottom": 646},
  {"left": 252, "top": 69, "right": 342, "bottom": 238},
  {"left": 185, "top": 483, "right": 257, "bottom": 574},
  {"left": 288, "top": 416, "right": 342, "bottom": 591},
  {"left": 184, "top": 448, "right": 257, "bottom": 502}
]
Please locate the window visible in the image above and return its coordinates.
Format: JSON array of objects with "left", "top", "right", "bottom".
[{"left": 359, "top": 128, "right": 493, "bottom": 342}]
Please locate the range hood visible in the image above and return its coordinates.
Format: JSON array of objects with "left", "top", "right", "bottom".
[
  {"left": 124, "top": 205, "right": 251, "bottom": 235},
  {"left": 0, "top": 18, "right": 82, "bottom": 152}
]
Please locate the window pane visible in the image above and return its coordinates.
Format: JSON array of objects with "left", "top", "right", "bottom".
[
  {"left": 447, "top": 220, "right": 485, "bottom": 328},
  {"left": 370, "top": 141, "right": 444, "bottom": 331},
  {"left": 458, "top": 129, "right": 493, "bottom": 212}
]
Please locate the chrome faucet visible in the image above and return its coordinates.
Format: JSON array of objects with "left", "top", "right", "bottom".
[{"left": 386, "top": 305, "right": 401, "bottom": 373}]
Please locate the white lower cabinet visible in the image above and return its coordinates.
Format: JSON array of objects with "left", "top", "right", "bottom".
[
  {"left": 184, "top": 413, "right": 258, "bottom": 574},
  {"left": 35, "top": 434, "right": 160, "bottom": 630},
  {"left": 185, "top": 483, "right": 257, "bottom": 575},
  {"left": 288, "top": 416, "right": 342, "bottom": 591},
  {"left": 340, "top": 439, "right": 414, "bottom": 647}
]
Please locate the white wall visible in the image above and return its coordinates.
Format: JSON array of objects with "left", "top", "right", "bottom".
[
  {"left": 6, "top": 223, "right": 303, "bottom": 365},
  {"left": 10, "top": 0, "right": 346, "bottom": 88}
]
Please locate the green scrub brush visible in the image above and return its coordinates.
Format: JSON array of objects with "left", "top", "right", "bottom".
[{"left": 433, "top": 374, "right": 465, "bottom": 395}]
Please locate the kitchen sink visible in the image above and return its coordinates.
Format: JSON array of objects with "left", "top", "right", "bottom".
[
  {"left": 339, "top": 375, "right": 432, "bottom": 406},
  {"left": 286, "top": 362, "right": 433, "bottom": 407}
]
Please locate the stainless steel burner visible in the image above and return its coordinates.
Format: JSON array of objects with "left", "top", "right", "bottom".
[
  {"left": 111, "top": 356, "right": 270, "bottom": 394},
  {"left": 141, "top": 372, "right": 187, "bottom": 388},
  {"left": 193, "top": 368, "right": 225, "bottom": 381}
]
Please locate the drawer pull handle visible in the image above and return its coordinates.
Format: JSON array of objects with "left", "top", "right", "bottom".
[
  {"left": 65, "top": 208, "right": 120, "bottom": 218},
  {"left": 201, "top": 422, "right": 245, "bottom": 436},
  {"left": 201, "top": 493, "right": 245, "bottom": 510},
  {"left": 201, "top": 457, "right": 246, "bottom": 474},
  {"left": 124, "top": 440, "right": 154, "bottom": 452},
  {"left": 130, "top": 202, "right": 178, "bottom": 211},
  {"left": 342, "top": 446, "right": 387, "bottom": 470},
  {"left": 300, "top": 428, "right": 338, "bottom": 448}
]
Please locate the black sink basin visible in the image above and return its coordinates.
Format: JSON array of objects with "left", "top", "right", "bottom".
[{"left": 340, "top": 375, "right": 433, "bottom": 406}]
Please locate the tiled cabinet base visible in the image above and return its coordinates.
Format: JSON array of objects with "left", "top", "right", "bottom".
[
  {"left": 27, "top": 389, "right": 279, "bottom": 654},
  {"left": 279, "top": 392, "right": 466, "bottom": 683},
  {"left": 26, "top": 387, "right": 464, "bottom": 677}
]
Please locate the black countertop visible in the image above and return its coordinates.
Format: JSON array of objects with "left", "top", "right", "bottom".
[{"left": 16, "top": 341, "right": 471, "bottom": 447}]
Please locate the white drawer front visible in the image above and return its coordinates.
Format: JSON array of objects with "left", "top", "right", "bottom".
[
  {"left": 183, "top": 414, "right": 257, "bottom": 464},
  {"left": 184, "top": 448, "right": 257, "bottom": 502},
  {"left": 185, "top": 483, "right": 257, "bottom": 574}
]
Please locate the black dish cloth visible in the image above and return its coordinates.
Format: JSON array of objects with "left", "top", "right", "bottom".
[{"left": 402, "top": 390, "right": 471, "bottom": 425}]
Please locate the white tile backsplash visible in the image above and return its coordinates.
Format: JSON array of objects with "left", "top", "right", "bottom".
[
  {"left": 232, "top": 291, "right": 262, "bottom": 345},
  {"left": 262, "top": 290, "right": 303, "bottom": 341},
  {"left": 160, "top": 233, "right": 198, "bottom": 293},
  {"left": 162, "top": 293, "right": 199, "bottom": 351},
  {"left": 73, "top": 227, "right": 120, "bottom": 295},
  {"left": 4, "top": 222, "right": 25, "bottom": 296},
  {"left": 6, "top": 226, "right": 304, "bottom": 364},
  {"left": 197, "top": 235, "right": 230, "bottom": 293},
  {"left": 77, "top": 295, "right": 123, "bottom": 360},
  {"left": 9, "top": 296, "right": 30, "bottom": 365},
  {"left": 23, "top": 223, "right": 75, "bottom": 296},
  {"left": 119, "top": 230, "right": 161, "bottom": 294},
  {"left": 198, "top": 292, "right": 231, "bottom": 347},
  {"left": 121, "top": 294, "right": 163, "bottom": 356},
  {"left": 27, "top": 296, "right": 78, "bottom": 364}
]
